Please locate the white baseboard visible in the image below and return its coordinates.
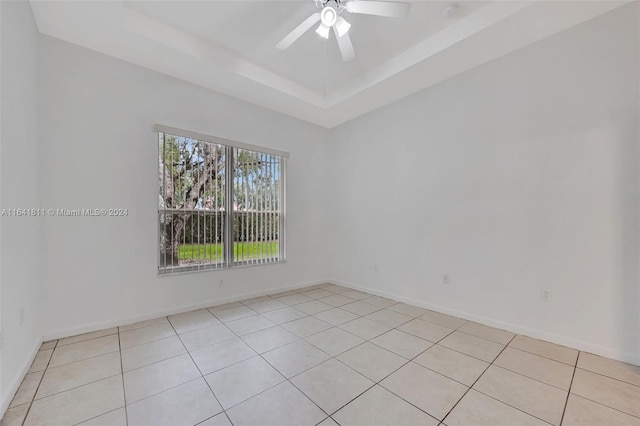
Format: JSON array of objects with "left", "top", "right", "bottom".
[
  {"left": 1, "top": 336, "right": 42, "bottom": 418},
  {"left": 328, "top": 278, "right": 640, "bottom": 366},
  {"left": 35, "top": 275, "right": 640, "bottom": 381},
  {"left": 43, "top": 279, "right": 330, "bottom": 341}
]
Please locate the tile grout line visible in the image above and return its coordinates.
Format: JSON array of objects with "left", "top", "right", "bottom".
[
  {"left": 55, "top": 330, "right": 119, "bottom": 348},
  {"left": 18, "top": 340, "right": 177, "bottom": 404},
  {"left": 285, "top": 285, "right": 590, "bottom": 423},
  {"left": 38, "top": 348, "right": 121, "bottom": 372},
  {"left": 122, "top": 350, "right": 185, "bottom": 374},
  {"left": 70, "top": 407, "right": 124, "bottom": 426},
  {"left": 19, "top": 343, "right": 128, "bottom": 405},
  {"left": 224, "top": 288, "right": 389, "bottom": 419},
  {"left": 286, "top": 365, "right": 367, "bottom": 419},
  {"left": 440, "top": 334, "right": 517, "bottom": 425},
  {"left": 19, "top": 339, "right": 58, "bottom": 426},
  {"left": 118, "top": 318, "right": 171, "bottom": 334},
  {"left": 68, "top": 332, "right": 126, "bottom": 423},
  {"left": 124, "top": 376, "right": 205, "bottom": 408},
  {"left": 453, "top": 329, "right": 515, "bottom": 346},
  {"left": 29, "top": 373, "right": 124, "bottom": 406},
  {"left": 558, "top": 350, "right": 580, "bottom": 426},
  {"left": 439, "top": 334, "right": 562, "bottom": 426},
  {"left": 218, "top": 310, "right": 333, "bottom": 420},
  {"left": 323, "top": 350, "right": 426, "bottom": 422},
  {"left": 505, "top": 344, "right": 579, "bottom": 368},
  {"left": 247, "top": 287, "right": 476, "bottom": 422},
  {"left": 190, "top": 304, "right": 312, "bottom": 422},
  {"left": 370, "top": 327, "right": 462, "bottom": 423},
  {"left": 430, "top": 323, "right": 579, "bottom": 369},
  {"left": 291, "top": 330, "right": 407, "bottom": 416},
  {"left": 165, "top": 314, "right": 233, "bottom": 426},
  {"left": 396, "top": 322, "right": 515, "bottom": 392},
  {"left": 463, "top": 378, "right": 556, "bottom": 425},
  {"left": 572, "top": 365, "right": 640, "bottom": 388},
  {"left": 278, "top": 310, "right": 456, "bottom": 422},
  {"left": 117, "top": 326, "right": 129, "bottom": 426},
  {"left": 504, "top": 344, "right": 578, "bottom": 368},
  {"left": 488, "top": 364, "right": 572, "bottom": 393},
  {"left": 199, "top": 328, "right": 332, "bottom": 420},
  {"left": 203, "top": 305, "right": 384, "bottom": 416},
  {"left": 562, "top": 393, "right": 640, "bottom": 420},
  {"left": 300, "top": 315, "right": 467, "bottom": 423}
]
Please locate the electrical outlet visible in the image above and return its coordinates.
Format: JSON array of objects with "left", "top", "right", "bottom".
[
  {"left": 20, "top": 307, "right": 25, "bottom": 325},
  {"left": 540, "top": 288, "right": 552, "bottom": 302},
  {"left": 442, "top": 274, "right": 450, "bottom": 284}
]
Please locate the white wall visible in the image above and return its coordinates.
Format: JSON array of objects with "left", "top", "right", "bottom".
[
  {"left": 15, "top": 0, "right": 640, "bottom": 367},
  {"left": 38, "top": 36, "right": 329, "bottom": 338},
  {"left": 328, "top": 4, "right": 640, "bottom": 364},
  {"left": 0, "top": 0, "right": 42, "bottom": 411}
]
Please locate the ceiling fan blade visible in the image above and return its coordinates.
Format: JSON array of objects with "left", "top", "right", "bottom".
[
  {"left": 276, "top": 12, "right": 321, "bottom": 50},
  {"left": 345, "top": 0, "right": 411, "bottom": 18},
  {"left": 333, "top": 26, "right": 355, "bottom": 62}
]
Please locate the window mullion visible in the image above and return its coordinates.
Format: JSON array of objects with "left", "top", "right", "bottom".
[
  {"left": 279, "top": 157, "right": 286, "bottom": 262},
  {"left": 225, "top": 145, "right": 234, "bottom": 267}
]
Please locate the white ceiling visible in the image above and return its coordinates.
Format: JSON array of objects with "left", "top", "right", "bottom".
[{"left": 30, "top": 0, "right": 629, "bottom": 128}]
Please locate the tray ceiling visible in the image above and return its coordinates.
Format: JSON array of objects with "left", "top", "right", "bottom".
[{"left": 30, "top": 1, "right": 629, "bottom": 128}]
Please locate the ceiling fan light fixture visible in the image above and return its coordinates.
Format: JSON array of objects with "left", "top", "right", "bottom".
[
  {"left": 315, "top": 23, "right": 331, "bottom": 39},
  {"left": 276, "top": 0, "right": 412, "bottom": 61},
  {"left": 335, "top": 16, "right": 351, "bottom": 37},
  {"left": 320, "top": 6, "right": 337, "bottom": 27}
]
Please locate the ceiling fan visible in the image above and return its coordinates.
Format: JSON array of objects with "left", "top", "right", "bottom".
[{"left": 276, "top": 0, "right": 411, "bottom": 62}]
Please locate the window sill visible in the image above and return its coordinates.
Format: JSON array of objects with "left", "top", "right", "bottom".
[{"left": 158, "top": 259, "right": 287, "bottom": 277}]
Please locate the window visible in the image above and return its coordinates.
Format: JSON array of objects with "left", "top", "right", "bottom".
[{"left": 156, "top": 125, "right": 287, "bottom": 274}]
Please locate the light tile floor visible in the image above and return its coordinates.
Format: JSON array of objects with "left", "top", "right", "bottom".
[{"left": 3, "top": 283, "right": 640, "bottom": 426}]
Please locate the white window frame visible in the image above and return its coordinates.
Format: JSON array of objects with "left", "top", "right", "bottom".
[{"left": 155, "top": 124, "right": 288, "bottom": 275}]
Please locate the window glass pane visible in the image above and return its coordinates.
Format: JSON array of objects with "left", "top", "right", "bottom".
[
  {"left": 232, "top": 149, "right": 281, "bottom": 265},
  {"left": 158, "top": 133, "right": 226, "bottom": 273},
  {"left": 158, "top": 130, "right": 285, "bottom": 274}
]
